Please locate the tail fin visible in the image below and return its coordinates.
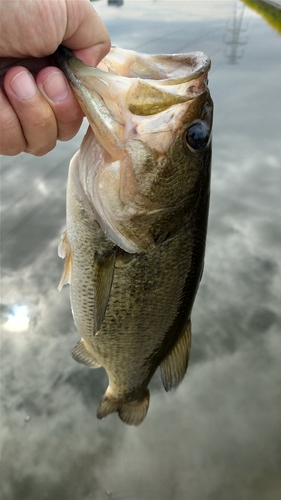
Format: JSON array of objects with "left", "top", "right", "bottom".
[{"left": 97, "top": 389, "right": 150, "bottom": 426}]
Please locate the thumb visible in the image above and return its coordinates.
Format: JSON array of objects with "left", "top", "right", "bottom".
[{"left": 62, "top": 0, "right": 110, "bottom": 66}]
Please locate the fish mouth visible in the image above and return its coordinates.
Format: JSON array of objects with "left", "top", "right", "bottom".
[{"left": 55, "top": 46, "right": 211, "bottom": 159}]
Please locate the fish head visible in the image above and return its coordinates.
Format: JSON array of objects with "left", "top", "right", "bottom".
[{"left": 56, "top": 47, "right": 213, "bottom": 252}]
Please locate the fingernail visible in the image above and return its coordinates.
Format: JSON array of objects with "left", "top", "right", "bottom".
[
  {"left": 42, "top": 71, "right": 69, "bottom": 103},
  {"left": 10, "top": 71, "right": 37, "bottom": 100}
]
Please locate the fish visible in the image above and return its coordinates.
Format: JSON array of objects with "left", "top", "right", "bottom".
[{"left": 55, "top": 46, "right": 213, "bottom": 425}]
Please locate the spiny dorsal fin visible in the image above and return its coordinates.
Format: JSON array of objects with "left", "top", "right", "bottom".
[
  {"left": 93, "top": 251, "right": 116, "bottom": 332},
  {"left": 72, "top": 339, "right": 101, "bottom": 368},
  {"left": 160, "top": 319, "right": 191, "bottom": 391},
  {"left": 58, "top": 231, "right": 72, "bottom": 291}
]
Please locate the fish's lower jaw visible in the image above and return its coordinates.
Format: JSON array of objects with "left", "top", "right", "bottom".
[{"left": 96, "top": 390, "right": 150, "bottom": 426}]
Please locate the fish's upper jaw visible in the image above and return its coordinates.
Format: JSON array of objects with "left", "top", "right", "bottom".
[{"left": 101, "top": 47, "right": 210, "bottom": 84}]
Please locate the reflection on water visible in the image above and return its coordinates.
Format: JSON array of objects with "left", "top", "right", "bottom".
[
  {"left": 108, "top": 0, "right": 124, "bottom": 6},
  {"left": 224, "top": 2, "right": 248, "bottom": 63},
  {"left": 1, "top": 1, "right": 281, "bottom": 499},
  {"left": 3, "top": 305, "right": 30, "bottom": 332}
]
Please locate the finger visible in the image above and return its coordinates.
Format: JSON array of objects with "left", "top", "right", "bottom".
[
  {"left": 0, "top": 87, "right": 27, "bottom": 156},
  {"left": 64, "top": 1, "right": 111, "bottom": 66},
  {"left": 3, "top": 66, "right": 57, "bottom": 156},
  {"left": 36, "top": 66, "right": 84, "bottom": 142},
  {"left": 0, "top": 56, "right": 54, "bottom": 85}
]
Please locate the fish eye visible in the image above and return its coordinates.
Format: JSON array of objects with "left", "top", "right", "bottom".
[{"left": 185, "top": 122, "right": 210, "bottom": 152}]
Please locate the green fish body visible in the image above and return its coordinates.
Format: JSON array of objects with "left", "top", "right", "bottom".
[{"left": 57, "top": 47, "right": 213, "bottom": 425}]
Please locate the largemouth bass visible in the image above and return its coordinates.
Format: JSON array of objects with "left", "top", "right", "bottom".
[{"left": 56, "top": 46, "right": 213, "bottom": 425}]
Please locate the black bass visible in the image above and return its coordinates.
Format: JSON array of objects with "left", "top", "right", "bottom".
[{"left": 56, "top": 46, "right": 213, "bottom": 425}]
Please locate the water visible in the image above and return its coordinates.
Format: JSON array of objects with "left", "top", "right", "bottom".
[{"left": 1, "top": 1, "right": 281, "bottom": 499}]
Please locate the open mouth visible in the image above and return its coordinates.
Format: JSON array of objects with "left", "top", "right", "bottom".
[{"left": 55, "top": 46, "right": 211, "bottom": 158}]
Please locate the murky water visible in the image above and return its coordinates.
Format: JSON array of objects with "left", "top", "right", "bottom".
[{"left": 1, "top": 1, "right": 281, "bottom": 499}]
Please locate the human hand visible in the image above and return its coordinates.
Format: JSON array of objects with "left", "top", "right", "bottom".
[{"left": 0, "top": 0, "right": 110, "bottom": 156}]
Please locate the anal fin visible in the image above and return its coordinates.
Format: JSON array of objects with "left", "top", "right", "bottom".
[
  {"left": 97, "top": 389, "right": 150, "bottom": 426},
  {"left": 160, "top": 319, "right": 191, "bottom": 391},
  {"left": 72, "top": 339, "right": 101, "bottom": 368}
]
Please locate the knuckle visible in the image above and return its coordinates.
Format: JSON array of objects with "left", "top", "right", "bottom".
[
  {"left": 31, "top": 106, "right": 55, "bottom": 130},
  {"left": 54, "top": 97, "right": 83, "bottom": 141},
  {"left": 0, "top": 113, "right": 26, "bottom": 156},
  {"left": 29, "top": 141, "right": 56, "bottom": 157},
  {"left": 1, "top": 142, "right": 25, "bottom": 156},
  {"left": 25, "top": 137, "right": 56, "bottom": 157},
  {"left": 57, "top": 116, "right": 83, "bottom": 142},
  {"left": 24, "top": 105, "right": 57, "bottom": 155}
]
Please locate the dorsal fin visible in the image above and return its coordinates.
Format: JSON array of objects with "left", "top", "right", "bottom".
[{"left": 160, "top": 319, "right": 191, "bottom": 391}]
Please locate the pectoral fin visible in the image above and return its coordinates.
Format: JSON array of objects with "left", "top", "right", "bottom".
[
  {"left": 58, "top": 231, "right": 72, "bottom": 291},
  {"left": 160, "top": 319, "right": 191, "bottom": 391},
  {"left": 72, "top": 339, "right": 101, "bottom": 368},
  {"left": 93, "top": 250, "right": 116, "bottom": 332}
]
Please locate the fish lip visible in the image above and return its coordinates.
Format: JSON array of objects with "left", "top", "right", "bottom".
[
  {"left": 55, "top": 45, "right": 73, "bottom": 63},
  {"left": 54, "top": 45, "right": 74, "bottom": 83},
  {"left": 54, "top": 46, "right": 85, "bottom": 93},
  {"left": 55, "top": 45, "right": 128, "bottom": 160}
]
